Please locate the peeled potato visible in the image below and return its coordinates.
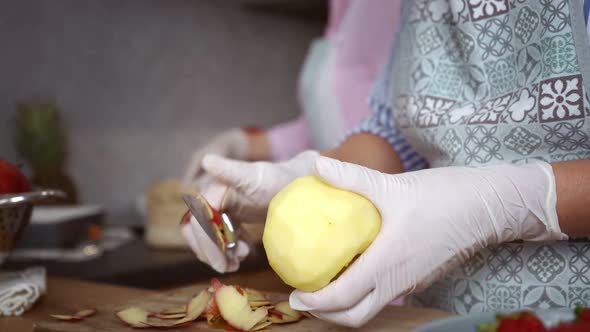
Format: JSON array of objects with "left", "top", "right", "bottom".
[{"left": 263, "top": 175, "right": 381, "bottom": 292}]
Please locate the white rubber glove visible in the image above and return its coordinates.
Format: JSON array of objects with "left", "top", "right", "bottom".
[
  {"left": 183, "top": 128, "right": 249, "bottom": 184},
  {"left": 289, "top": 156, "right": 567, "bottom": 328},
  {"left": 201, "top": 150, "right": 320, "bottom": 223},
  {"left": 181, "top": 211, "right": 250, "bottom": 273},
  {"left": 181, "top": 150, "right": 319, "bottom": 273}
]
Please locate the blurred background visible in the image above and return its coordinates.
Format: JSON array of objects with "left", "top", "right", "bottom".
[
  {"left": 0, "top": 0, "right": 325, "bottom": 287},
  {"left": 0, "top": 0, "right": 324, "bottom": 226}
]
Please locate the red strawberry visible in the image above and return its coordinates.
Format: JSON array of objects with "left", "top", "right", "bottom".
[
  {"left": 575, "top": 306, "right": 590, "bottom": 323},
  {"left": 0, "top": 159, "right": 31, "bottom": 194},
  {"left": 497, "top": 312, "right": 547, "bottom": 332}
]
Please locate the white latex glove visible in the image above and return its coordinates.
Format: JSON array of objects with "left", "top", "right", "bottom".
[
  {"left": 202, "top": 150, "right": 320, "bottom": 223},
  {"left": 183, "top": 128, "right": 249, "bottom": 184},
  {"left": 181, "top": 150, "right": 319, "bottom": 273},
  {"left": 289, "top": 156, "right": 567, "bottom": 328},
  {"left": 181, "top": 212, "right": 250, "bottom": 273}
]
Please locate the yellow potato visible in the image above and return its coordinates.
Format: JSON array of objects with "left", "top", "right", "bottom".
[{"left": 263, "top": 175, "right": 381, "bottom": 292}]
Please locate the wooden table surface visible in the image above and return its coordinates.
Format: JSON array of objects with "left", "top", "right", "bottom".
[
  {"left": 0, "top": 270, "right": 451, "bottom": 332},
  {"left": 0, "top": 276, "right": 154, "bottom": 332}
]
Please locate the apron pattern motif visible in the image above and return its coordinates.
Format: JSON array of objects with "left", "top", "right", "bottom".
[
  {"left": 386, "top": 0, "right": 590, "bottom": 313},
  {"left": 392, "top": 0, "right": 590, "bottom": 169},
  {"left": 408, "top": 241, "right": 590, "bottom": 313}
]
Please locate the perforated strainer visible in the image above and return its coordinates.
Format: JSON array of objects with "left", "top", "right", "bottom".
[{"left": 0, "top": 190, "right": 65, "bottom": 266}]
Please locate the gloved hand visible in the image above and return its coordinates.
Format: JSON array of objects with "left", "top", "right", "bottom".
[
  {"left": 183, "top": 128, "right": 249, "bottom": 184},
  {"left": 289, "top": 156, "right": 567, "bottom": 328},
  {"left": 201, "top": 150, "right": 319, "bottom": 223},
  {"left": 181, "top": 150, "right": 319, "bottom": 273},
  {"left": 181, "top": 207, "right": 251, "bottom": 273}
]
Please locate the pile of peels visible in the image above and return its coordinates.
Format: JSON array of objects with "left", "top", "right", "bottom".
[{"left": 50, "top": 278, "right": 308, "bottom": 331}]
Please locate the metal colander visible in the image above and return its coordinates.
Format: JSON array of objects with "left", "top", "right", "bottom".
[{"left": 0, "top": 190, "right": 64, "bottom": 266}]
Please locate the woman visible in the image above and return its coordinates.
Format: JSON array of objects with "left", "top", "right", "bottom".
[{"left": 185, "top": 0, "right": 590, "bottom": 327}]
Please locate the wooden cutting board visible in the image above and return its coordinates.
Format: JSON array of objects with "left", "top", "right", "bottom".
[{"left": 34, "top": 284, "right": 451, "bottom": 332}]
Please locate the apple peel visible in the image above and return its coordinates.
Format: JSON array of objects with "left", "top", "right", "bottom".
[
  {"left": 269, "top": 311, "right": 300, "bottom": 324},
  {"left": 152, "top": 305, "right": 186, "bottom": 316},
  {"left": 117, "top": 306, "right": 194, "bottom": 329},
  {"left": 50, "top": 308, "right": 97, "bottom": 322},
  {"left": 245, "top": 288, "right": 272, "bottom": 309},
  {"left": 211, "top": 278, "right": 224, "bottom": 292},
  {"left": 205, "top": 296, "right": 224, "bottom": 326},
  {"left": 172, "top": 289, "right": 211, "bottom": 325},
  {"left": 151, "top": 312, "right": 186, "bottom": 320},
  {"left": 183, "top": 195, "right": 228, "bottom": 252},
  {"left": 159, "top": 306, "right": 186, "bottom": 315},
  {"left": 250, "top": 320, "right": 273, "bottom": 331},
  {"left": 274, "top": 302, "right": 301, "bottom": 319},
  {"left": 75, "top": 309, "right": 97, "bottom": 318},
  {"left": 248, "top": 301, "right": 274, "bottom": 309},
  {"left": 269, "top": 302, "right": 302, "bottom": 324},
  {"left": 109, "top": 278, "right": 312, "bottom": 331},
  {"left": 116, "top": 307, "right": 150, "bottom": 328},
  {"left": 49, "top": 314, "right": 84, "bottom": 322},
  {"left": 205, "top": 279, "right": 225, "bottom": 325},
  {"left": 216, "top": 285, "right": 269, "bottom": 331},
  {"left": 244, "top": 288, "right": 267, "bottom": 302}
]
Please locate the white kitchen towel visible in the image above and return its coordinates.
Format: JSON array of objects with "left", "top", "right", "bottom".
[{"left": 0, "top": 267, "right": 46, "bottom": 316}]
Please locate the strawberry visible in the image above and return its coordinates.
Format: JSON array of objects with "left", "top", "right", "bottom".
[
  {"left": 575, "top": 306, "right": 590, "bottom": 323},
  {"left": 479, "top": 308, "right": 590, "bottom": 332},
  {"left": 0, "top": 159, "right": 31, "bottom": 194},
  {"left": 497, "top": 312, "right": 547, "bottom": 332}
]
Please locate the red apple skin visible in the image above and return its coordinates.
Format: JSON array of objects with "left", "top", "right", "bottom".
[
  {"left": 270, "top": 308, "right": 284, "bottom": 318},
  {"left": 205, "top": 297, "right": 223, "bottom": 325},
  {"left": 215, "top": 285, "right": 269, "bottom": 332},
  {"left": 0, "top": 159, "right": 31, "bottom": 194},
  {"left": 211, "top": 278, "right": 224, "bottom": 292}
]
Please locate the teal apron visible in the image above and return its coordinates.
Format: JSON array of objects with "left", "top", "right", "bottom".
[{"left": 386, "top": 0, "right": 590, "bottom": 313}]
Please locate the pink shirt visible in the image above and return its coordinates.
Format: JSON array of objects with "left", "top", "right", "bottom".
[{"left": 267, "top": 0, "right": 402, "bottom": 161}]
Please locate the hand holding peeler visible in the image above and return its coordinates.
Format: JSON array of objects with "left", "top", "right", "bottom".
[{"left": 181, "top": 193, "right": 238, "bottom": 258}]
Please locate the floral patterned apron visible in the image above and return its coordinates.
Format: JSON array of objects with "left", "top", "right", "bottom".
[{"left": 386, "top": 0, "right": 590, "bottom": 313}]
